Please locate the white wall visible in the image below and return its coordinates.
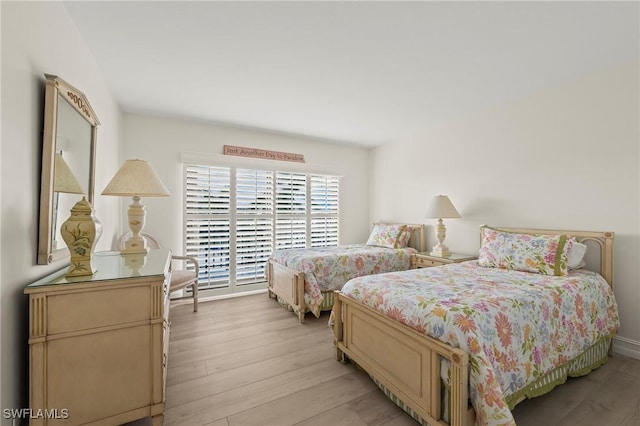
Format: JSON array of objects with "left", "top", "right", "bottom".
[
  {"left": 370, "top": 60, "right": 640, "bottom": 359},
  {"left": 121, "top": 114, "right": 371, "bottom": 253},
  {"left": 1, "top": 1, "right": 123, "bottom": 414}
]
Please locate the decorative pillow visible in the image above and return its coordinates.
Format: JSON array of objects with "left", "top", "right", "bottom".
[
  {"left": 396, "top": 226, "right": 412, "bottom": 248},
  {"left": 478, "top": 226, "right": 571, "bottom": 276},
  {"left": 366, "top": 224, "right": 411, "bottom": 249},
  {"left": 567, "top": 240, "right": 587, "bottom": 269}
]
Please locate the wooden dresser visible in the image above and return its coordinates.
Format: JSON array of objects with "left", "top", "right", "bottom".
[{"left": 25, "top": 249, "right": 172, "bottom": 426}]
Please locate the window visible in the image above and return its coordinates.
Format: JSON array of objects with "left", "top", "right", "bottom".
[{"left": 184, "top": 164, "right": 340, "bottom": 293}]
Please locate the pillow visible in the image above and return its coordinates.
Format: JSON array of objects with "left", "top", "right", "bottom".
[
  {"left": 366, "top": 224, "right": 411, "bottom": 249},
  {"left": 567, "top": 240, "right": 587, "bottom": 269},
  {"left": 478, "top": 226, "right": 571, "bottom": 276}
]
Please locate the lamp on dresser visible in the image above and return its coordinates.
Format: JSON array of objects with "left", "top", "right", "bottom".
[
  {"left": 102, "top": 159, "right": 170, "bottom": 254},
  {"left": 425, "top": 194, "right": 461, "bottom": 258}
]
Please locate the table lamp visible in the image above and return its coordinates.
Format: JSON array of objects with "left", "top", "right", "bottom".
[
  {"left": 425, "top": 195, "right": 461, "bottom": 258},
  {"left": 102, "top": 159, "right": 170, "bottom": 254}
]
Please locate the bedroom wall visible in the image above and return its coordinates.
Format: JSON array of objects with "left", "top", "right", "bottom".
[
  {"left": 369, "top": 60, "right": 640, "bottom": 359},
  {"left": 1, "top": 1, "right": 123, "bottom": 415},
  {"left": 120, "top": 114, "right": 370, "bottom": 255}
]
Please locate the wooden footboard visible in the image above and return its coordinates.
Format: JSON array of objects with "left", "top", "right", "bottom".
[
  {"left": 333, "top": 292, "right": 474, "bottom": 426},
  {"left": 267, "top": 259, "right": 306, "bottom": 323}
]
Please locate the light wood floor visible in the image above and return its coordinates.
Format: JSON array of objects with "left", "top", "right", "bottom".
[{"left": 159, "top": 293, "right": 639, "bottom": 426}]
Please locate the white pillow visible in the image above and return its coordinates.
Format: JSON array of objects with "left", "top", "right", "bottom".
[{"left": 567, "top": 241, "right": 587, "bottom": 269}]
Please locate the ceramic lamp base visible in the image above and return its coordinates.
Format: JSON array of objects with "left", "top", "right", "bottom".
[
  {"left": 430, "top": 245, "right": 451, "bottom": 258},
  {"left": 122, "top": 196, "right": 150, "bottom": 254},
  {"left": 122, "top": 236, "right": 150, "bottom": 254}
]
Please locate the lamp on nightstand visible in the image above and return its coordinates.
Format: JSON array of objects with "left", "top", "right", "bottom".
[{"left": 425, "top": 195, "right": 461, "bottom": 258}]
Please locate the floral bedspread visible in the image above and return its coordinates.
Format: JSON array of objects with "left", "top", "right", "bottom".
[
  {"left": 338, "top": 261, "right": 619, "bottom": 426},
  {"left": 269, "top": 244, "right": 415, "bottom": 317}
]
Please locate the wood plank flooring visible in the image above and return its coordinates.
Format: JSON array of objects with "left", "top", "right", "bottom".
[{"left": 157, "top": 293, "right": 639, "bottom": 426}]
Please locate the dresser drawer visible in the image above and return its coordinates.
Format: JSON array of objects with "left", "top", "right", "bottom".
[{"left": 47, "top": 286, "right": 151, "bottom": 335}]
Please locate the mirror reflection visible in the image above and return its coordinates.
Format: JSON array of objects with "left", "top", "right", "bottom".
[
  {"left": 38, "top": 75, "right": 99, "bottom": 264},
  {"left": 52, "top": 97, "right": 92, "bottom": 251}
]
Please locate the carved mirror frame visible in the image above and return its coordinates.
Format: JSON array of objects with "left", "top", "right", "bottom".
[{"left": 38, "top": 74, "right": 99, "bottom": 264}]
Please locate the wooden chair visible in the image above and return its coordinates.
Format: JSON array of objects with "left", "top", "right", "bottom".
[{"left": 118, "top": 232, "right": 199, "bottom": 312}]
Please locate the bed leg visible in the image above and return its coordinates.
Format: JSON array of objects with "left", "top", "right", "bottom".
[
  {"left": 296, "top": 272, "right": 305, "bottom": 324},
  {"left": 608, "top": 336, "right": 615, "bottom": 357},
  {"left": 336, "top": 347, "right": 347, "bottom": 364},
  {"left": 333, "top": 292, "right": 346, "bottom": 363}
]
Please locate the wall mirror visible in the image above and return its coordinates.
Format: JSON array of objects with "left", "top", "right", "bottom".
[{"left": 38, "top": 74, "right": 99, "bottom": 264}]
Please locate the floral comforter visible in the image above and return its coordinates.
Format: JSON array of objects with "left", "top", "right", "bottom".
[
  {"left": 269, "top": 244, "right": 415, "bottom": 317},
  {"left": 338, "top": 261, "right": 619, "bottom": 426}
]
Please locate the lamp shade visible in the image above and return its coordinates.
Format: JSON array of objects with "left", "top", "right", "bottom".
[
  {"left": 102, "top": 159, "right": 170, "bottom": 197},
  {"left": 425, "top": 195, "right": 461, "bottom": 219},
  {"left": 54, "top": 153, "right": 84, "bottom": 194}
]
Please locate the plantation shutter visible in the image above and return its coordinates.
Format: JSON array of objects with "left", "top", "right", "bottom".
[
  {"left": 184, "top": 165, "right": 231, "bottom": 288},
  {"left": 310, "top": 175, "right": 340, "bottom": 247},
  {"left": 275, "top": 172, "right": 307, "bottom": 249},
  {"left": 236, "top": 169, "right": 274, "bottom": 284},
  {"left": 184, "top": 163, "right": 339, "bottom": 291}
]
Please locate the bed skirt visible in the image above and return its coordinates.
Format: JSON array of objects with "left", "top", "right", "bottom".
[
  {"left": 276, "top": 290, "right": 335, "bottom": 314},
  {"left": 370, "top": 335, "right": 613, "bottom": 425}
]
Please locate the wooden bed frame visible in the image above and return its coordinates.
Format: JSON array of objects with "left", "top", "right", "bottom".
[
  {"left": 267, "top": 223, "right": 425, "bottom": 323},
  {"left": 333, "top": 227, "right": 614, "bottom": 426}
]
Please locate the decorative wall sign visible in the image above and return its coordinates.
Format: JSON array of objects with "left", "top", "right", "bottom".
[{"left": 223, "top": 145, "right": 305, "bottom": 163}]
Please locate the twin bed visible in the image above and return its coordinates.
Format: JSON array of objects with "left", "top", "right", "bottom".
[
  {"left": 266, "top": 223, "right": 425, "bottom": 322},
  {"left": 332, "top": 226, "right": 619, "bottom": 426}
]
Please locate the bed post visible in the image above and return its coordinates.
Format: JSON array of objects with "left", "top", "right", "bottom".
[
  {"left": 297, "top": 273, "right": 306, "bottom": 323},
  {"left": 449, "top": 352, "right": 470, "bottom": 426},
  {"left": 602, "top": 231, "right": 615, "bottom": 356},
  {"left": 333, "top": 292, "right": 345, "bottom": 363},
  {"left": 601, "top": 232, "right": 614, "bottom": 292},
  {"left": 266, "top": 261, "right": 273, "bottom": 299}
]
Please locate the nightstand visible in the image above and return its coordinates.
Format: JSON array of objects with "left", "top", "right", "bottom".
[{"left": 413, "top": 252, "right": 477, "bottom": 268}]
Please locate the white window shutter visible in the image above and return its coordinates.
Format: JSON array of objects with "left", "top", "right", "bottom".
[{"left": 184, "top": 164, "right": 339, "bottom": 291}]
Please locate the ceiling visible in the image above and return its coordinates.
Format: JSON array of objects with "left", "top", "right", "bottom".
[{"left": 64, "top": 1, "right": 638, "bottom": 147}]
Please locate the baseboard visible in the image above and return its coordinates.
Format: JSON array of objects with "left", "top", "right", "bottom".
[
  {"left": 200, "top": 288, "right": 268, "bottom": 302},
  {"left": 614, "top": 335, "right": 640, "bottom": 360}
]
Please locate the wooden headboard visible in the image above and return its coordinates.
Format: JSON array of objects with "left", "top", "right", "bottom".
[
  {"left": 407, "top": 224, "right": 426, "bottom": 252},
  {"left": 494, "top": 227, "right": 614, "bottom": 290}
]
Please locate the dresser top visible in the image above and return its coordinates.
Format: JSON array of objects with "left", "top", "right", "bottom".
[{"left": 26, "top": 248, "right": 171, "bottom": 292}]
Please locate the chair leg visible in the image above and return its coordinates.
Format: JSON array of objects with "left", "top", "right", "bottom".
[{"left": 193, "top": 282, "right": 198, "bottom": 312}]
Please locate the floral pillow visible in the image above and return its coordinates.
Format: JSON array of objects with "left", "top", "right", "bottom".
[
  {"left": 366, "top": 224, "right": 411, "bottom": 249},
  {"left": 478, "top": 226, "right": 571, "bottom": 276}
]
